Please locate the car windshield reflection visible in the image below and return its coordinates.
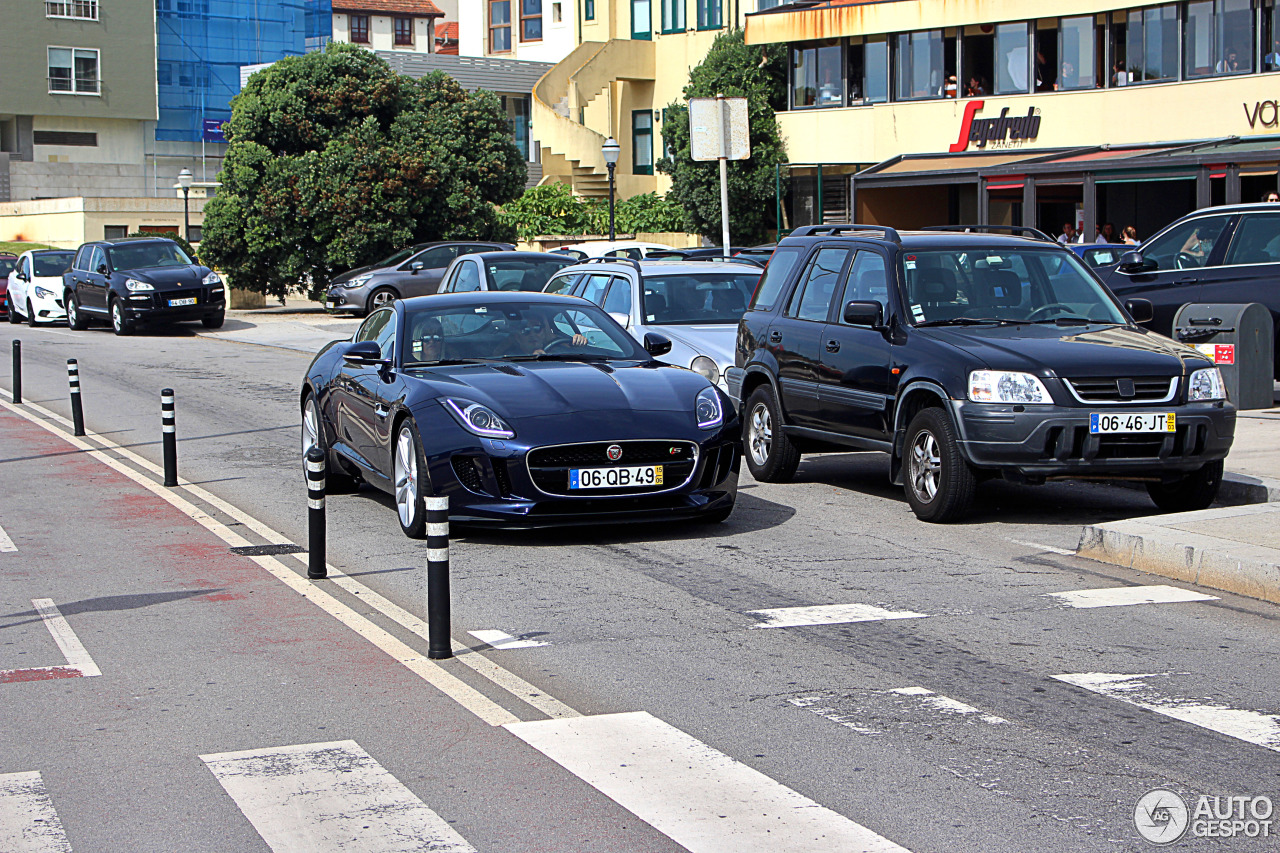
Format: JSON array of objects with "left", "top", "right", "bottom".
[{"left": 109, "top": 242, "right": 193, "bottom": 271}]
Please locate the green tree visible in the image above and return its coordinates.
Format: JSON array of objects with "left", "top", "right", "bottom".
[
  {"left": 656, "top": 30, "right": 788, "bottom": 246},
  {"left": 201, "top": 43, "right": 525, "bottom": 299},
  {"left": 498, "top": 182, "right": 593, "bottom": 240}
]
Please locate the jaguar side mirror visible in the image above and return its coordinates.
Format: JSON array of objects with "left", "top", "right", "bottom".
[
  {"left": 643, "top": 332, "right": 672, "bottom": 357},
  {"left": 343, "top": 340, "right": 385, "bottom": 365},
  {"left": 843, "top": 300, "right": 884, "bottom": 328},
  {"left": 1125, "top": 298, "right": 1154, "bottom": 324}
]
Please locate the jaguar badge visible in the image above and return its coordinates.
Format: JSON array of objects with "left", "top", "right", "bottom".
[{"left": 606, "top": 444, "right": 623, "bottom": 461}]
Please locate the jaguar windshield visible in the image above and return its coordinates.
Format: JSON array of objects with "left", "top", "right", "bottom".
[{"left": 902, "top": 249, "right": 1127, "bottom": 326}]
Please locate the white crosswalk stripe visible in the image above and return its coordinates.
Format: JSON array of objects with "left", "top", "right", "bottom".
[
  {"left": 747, "top": 602, "right": 928, "bottom": 628},
  {"left": 1046, "top": 584, "right": 1218, "bottom": 609},
  {"left": 0, "top": 522, "right": 16, "bottom": 553},
  {"left": 201, "top": 740, "right": 476, "bottom": 853},
  {"left": 0, "top": 771, "right": 72, "bottom": 853},
  {"left": 506, "top": 711, "right": 913, "bottom": 853}
]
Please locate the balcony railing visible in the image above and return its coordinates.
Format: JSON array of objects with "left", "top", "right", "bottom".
[{"left": 46, "top": 1, "right": 98, "bottom": 20}]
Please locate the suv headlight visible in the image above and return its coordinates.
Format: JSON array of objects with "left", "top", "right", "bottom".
[
  {"left": 969, "top": 370, "right": 1052, "bottom": 404},
  {"left": 203, "top": 271, "right": 222, "bottom": 286},
  {"left": 1187, "top": 367, "right": 1227, "bottom": 401},
  {"left": 442, "top": 398, "right": 515, "bottom": 439},
  {"left": 695, "top": 386, "right": 723, "bottom": 429},
  {"left": 342, "top": 274, "right": 373, "bottom": 290},
  {"left": 125, "top": 278, "right": 153, "bottom": 292},
  {"left": 691, "top": 356, "right": 720, "bottom": 385}
]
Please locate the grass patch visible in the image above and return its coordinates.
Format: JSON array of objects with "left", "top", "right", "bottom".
[{"left": 0, "top": 241, "right": 58, "bottom": 255}]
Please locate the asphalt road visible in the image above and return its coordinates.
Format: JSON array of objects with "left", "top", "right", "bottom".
[{"left": 2, "top": 321, "right": 1279, "bottom": 852}]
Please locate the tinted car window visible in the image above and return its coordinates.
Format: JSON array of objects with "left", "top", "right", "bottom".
[
  {"left": 750, "top": 246, "right": 804, "bottom": 311},
  {"left": 452, "top": 261, "right": 482, "bottom": 292},
  {"left": 484, "top": 257, "right": 573, "bottom": 292},
  {"left": 33, "top": 252, "right": 74, "bottom": 276},
  {"left": 89, "top": 246, "right": 106, "bottom": 273},
  {"left": 73, "top": 247, "right": 89, "bottom": 271},
  {"left": 1141, "top": 215, "right": 1231, "bottom": 270},
  {"left": 1224, "top": 213, "right": 1280, "bottom": 265},
  {"left": 837, "top": 251, "right": 889, "bottom": 315},
  {"left": 108, "top": 242, "right": 192, "bottom": 271},
  {"left": 354, "top": 308, "right": 393, "bottom": 346},
  {"left": 789, "top": 248, "right": 851, "bottom": 322},
  {"left": 412, "top": 246, "right": 458, "bottom": 268},
  {"left": 602, "top": 278, "right": 632, "bottom": 316},
  {"left": 544, "top": 273, "right": 581, "bottom": 295},
  {"left": 641, "top": 272, "right": 758, "bottom": 324}
]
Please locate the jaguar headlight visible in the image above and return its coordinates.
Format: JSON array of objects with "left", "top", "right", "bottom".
[
  {"left": 1188, "top": 367, "right": 1227, "bottom": 401},
  {"left": 691, "top": 356, "right": 720, "bottom": 385},
  {"left": 969, "top": 370, "right": 1052, "bottom": 404},
  {"left": 125, "top": 278, "right": 153, "bottom": 292},
  {"left": 442, "top": 398, "right": 515, "bottom": 439},
  {"left": 695, "top": 387, "right": 723, "bottom": 429}
]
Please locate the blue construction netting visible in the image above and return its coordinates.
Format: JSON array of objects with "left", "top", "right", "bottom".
[{"left": 155, "top": 0, "right": 332, "bottom": 143}]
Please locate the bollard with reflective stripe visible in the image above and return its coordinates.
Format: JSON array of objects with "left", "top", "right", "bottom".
[
  {"left": 67, "top": 358, "right": 84, "bottom": 436},
  {"left": 425, "top": 495, "right": 451, "bottom": 659},
  {"left": 306, "top": 445, "right": 326, "bottom": 579},
  {"left": 161, "top": 388, "right": 178, "bottom": 487},
  {"left": 11, "top": 340, "right": 20, "bottom": 405}
]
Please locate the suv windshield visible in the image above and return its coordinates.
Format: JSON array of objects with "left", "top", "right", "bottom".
[
  {"left": 109, "top": 241, "right": 193, "bottom": 272},
  {"left": 483, "top": 257, "right": 574, "bottom": 292},
  {"left": 641, "top": 272, "right": 760, "bottom": 324},
  {"left": 902, "top": 248, "right": 1127, "bottom": 325},
  {"left": 33, "top": 251, "right": 74, "bottom": 277}
]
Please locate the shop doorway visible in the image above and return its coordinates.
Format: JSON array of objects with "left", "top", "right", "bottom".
[{"left": 1096, "top": 180, "right": 1196, "bottom": 244}]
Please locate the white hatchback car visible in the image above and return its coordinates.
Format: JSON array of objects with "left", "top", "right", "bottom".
[
  {"left": 549, "top": 240, "right": 678, "bottom": 261},
  {"left": 8, "top": 248, "right": 75, "bottom": 326}
]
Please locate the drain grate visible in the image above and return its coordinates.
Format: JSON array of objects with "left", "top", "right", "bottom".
[{"left": 230, "top": 544, "right": 305, "bottom": 556}]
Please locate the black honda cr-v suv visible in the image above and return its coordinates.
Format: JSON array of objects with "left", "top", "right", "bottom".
[{"left": 727, "top": 225, "right": 1235, "bottom": 521}]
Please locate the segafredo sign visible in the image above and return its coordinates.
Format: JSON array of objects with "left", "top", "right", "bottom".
[{"left": 949, "top": 102, "right": 1042, "bottom": 152}]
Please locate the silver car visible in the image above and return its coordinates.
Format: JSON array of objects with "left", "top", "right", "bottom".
[{"left": 544, "top": 258, "right": 760, "bottom": 389}]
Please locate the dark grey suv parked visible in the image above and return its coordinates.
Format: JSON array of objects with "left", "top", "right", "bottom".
[{"left": 325, "top": 241, "right": 514, "bottom": 316}]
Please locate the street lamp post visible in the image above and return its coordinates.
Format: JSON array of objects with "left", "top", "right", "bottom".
[
  {"left": 601, "top": 137, "right": 620, "bottom": 242},
  {"left": 177, "top": 168, "right": 193, "bottom": 242}
]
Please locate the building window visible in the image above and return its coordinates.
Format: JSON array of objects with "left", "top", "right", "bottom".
[
  {"left": 846, "top": 36, "right": 889, "bottom": 103},
  {"left": 632, "top": 110, "right": 653, "bottom": 175},
  {"left": 632, "top": 0, "right": 651, "bottom": 39},
  {"left": 661, "top": 0, "right": 685, "bottom": 34},
  {"left": 696, "top": 0, "right": 720, "bottom": 30},
  {"left": 552, "top": 2, "right": 561, "bottom": 23},
  {"left": 1122, "top": 4, "right": 1179, "bottom": 83},
  {"left": 45, "top": 1, "right": 98, "bottom": 20},
  {"left": 791, "top": 40, "right": 843, "bottom": 108},
  {"left": 103, "top": 226, "right": 128, "bottom": 240},
  {"left": 521, "top": 0, "right": 542, "bottom": 41},
  {"left": 33, "top": 130, "right": 97, "bottom": 146},
  {"left": 585, "top": 0, "right": 594, "bottom": 21},
  {"left": 1185, "top": 0, "right": 1252, "bottom": 78},
  {"left": 757, "top": 0, "right": 783, "bottom": 8},
  {"left": 991, "top": 22, "right": 1030, "bottom": 94},
  {"left": 490, "top": 0, "right": 512, "bottom": 51},
  {"left": 1056, "top": 15, "right": 1097, "bottom": 90},
  {"left": 394, "top": 16, "right": 414, "bottom": 45},
  {"left": 349, "top": 14, "right": 370, "bottom": 43},
  {"left": 893, "top": 30, "right": 951, "bottom": 100},
  {"left": 1265, "top": 0, "right": 1280, "bottom": 71},
  {"left": 48, "top": 47, "right": 99, "bottom": 94}
]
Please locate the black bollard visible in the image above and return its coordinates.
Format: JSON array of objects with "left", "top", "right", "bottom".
[
  {"left": 67, "top": 359, "right": 84, "bottom": 436},
  {"left": 306, "top": 445, "right": 326, "bottom": 579},
  {"left": 425, "top": 495, "right": 451, "bottom": 659},
  {"left": 11, "top": 340, "right": 20, "bottom": 405},
  {"left": 161, "top": 389, "right": 177, "bottom": 487}
]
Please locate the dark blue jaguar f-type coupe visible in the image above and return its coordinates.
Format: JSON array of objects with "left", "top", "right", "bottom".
[{"left": 301, "top": 292, "right": 740, "bottom": 535}]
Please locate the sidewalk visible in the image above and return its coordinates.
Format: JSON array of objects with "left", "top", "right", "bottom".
[
  {"left": 199, "top": 304, "right": 359, "bottom": 353},
  {"left": 1078, "top": 409, "right": 1280, "bottom": 605}
]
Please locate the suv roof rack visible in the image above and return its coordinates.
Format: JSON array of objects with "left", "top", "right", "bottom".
[
  {"left": 921, "top": 225, "right": 1056, "bottom": 242},
  {"left": 788, "top": 223, "right": 902, "bottom": 243},
  {"left": 577, "top": 255, "right": 644, "bottom": 275}
]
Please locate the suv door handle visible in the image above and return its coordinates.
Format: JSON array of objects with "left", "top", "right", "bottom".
[
  {"left": 1176, "top": 276, "right": 1197, "bottom": 284},
  {"left": 769, "top": 330, "right": 783, "bottom": 343},
  {"left": 825, "top": 339, "right": 841, "bottom": 353}
]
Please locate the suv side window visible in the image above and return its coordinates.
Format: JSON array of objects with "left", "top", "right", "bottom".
[
  {"left": 452, "top": 260, "right": 481, "bottom": 292},
  {"left": 788, "top": 247, "right": 852, "bottom": 322},
  {"left": 1224, "top": 213, "right": 1280, "bottom": 265},
  {"left": 602, "top": 277, "right": 633, "bottom": 316},
  {"left": 750, "top": 246, "right": 804, "bottom": 311},
  {"left": 89, "top": 247, "right": 106, "bottom": 274},
  {"left": 72, "top": 247, "right": 89, "bottom": 271},
  {"left": 544, "top": 273, "right": 580, "bottom": 295},
  {"left": 579, "top": 273, "right": 612, "bottom": 305},
  {"left": 1141, "top": 215, "right": 1232, "bottom": 270},
  {"left": 837, "top": 250, "right": 890, "bottom": 317}
]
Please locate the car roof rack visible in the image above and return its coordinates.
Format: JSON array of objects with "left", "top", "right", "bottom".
[
  {"left": 576, "top": 255, "right": 644, "bottom": 275},
  {"left": 921, "top": 225, "right": 1056, "bottom": 242},
  {"left": 787, "top": 223, "right": 902, "bottom": 243}
]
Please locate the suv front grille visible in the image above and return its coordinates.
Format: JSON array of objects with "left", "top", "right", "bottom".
[
  {"left": 527, "top": 440, "right": 698, "bottom": 496},
  {"left": 1065, "top": 376, "right": 1177, "bottom": 404}
]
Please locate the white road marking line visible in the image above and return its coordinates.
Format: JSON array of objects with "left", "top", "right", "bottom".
[
  {"left": 1054, "top": 672, "right": 1280, "bottom": 753},
  {"left": 788, "top": 696, "right": 881, "bottom": 735},
  {"left": 1008, "top": 538, "right": 1076, "bottom": 556},
  {"left": 791, "top": 688, "right": 1007, "bottom": 732},
  {"left": 0, "top": 771, "right": 72, "bottom": 853},
  {"left": 3, "top": 397, "right": 578, "bottom": 723},
  {"left": 1047, "top": 584, "right": 1218, "bottom": 609},
  {"left": 0, "top": 523, "right": 16, "bottom": 553},
  {"left": 887, "top": 687, "right": 1008, "bottom": 724},
  {"left": 747, "top": 603, "right": 927, "bottom": 629},
  {"left": 506, "top": 712, "right": 912, "bottom": 853},
  {"left": 31, "top": 599, "right": 100, "bottom": 677},
  {"left": 469, "top": 629, "right": 548, "bottom": 650},
  {"left": 202, "top": 740, "right": 475, "bottom": 853}
]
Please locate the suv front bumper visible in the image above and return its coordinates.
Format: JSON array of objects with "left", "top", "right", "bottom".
[{"left": 948, "top": 399, "right": 1235, "bottom": 480}]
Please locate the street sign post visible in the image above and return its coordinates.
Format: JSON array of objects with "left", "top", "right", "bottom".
[{"left": 689, "top": 94, "right": 750, "bottom": 257}]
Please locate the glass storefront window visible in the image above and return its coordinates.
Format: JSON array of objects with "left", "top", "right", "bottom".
[
  {"left": 1126, "top": 5, "right": 1179, "bottom": 83},
  {"left": 894, "top": 29, "right": 945, "bottom": 100},
  {"left": 1057, "top": 16, "right": 1096, "bottom": 90},
  {"left": 791, "top": 40, "right": 843, "bottom": 108},
  {"left": 1185, "top": 0, "right": 1252, "bottom": 78},
  {"left": 995, "top": 22, "right": 1030, "bottom": 94},
  {"left": 848, "top": 36, "right": 889, "bottom": 104}
]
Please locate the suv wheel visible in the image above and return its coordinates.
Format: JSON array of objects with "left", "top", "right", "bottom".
[
  {"left": 1146, "top": 460, "right": 1222, "bottom": 513},
  {"left": 903, "top": 408, "right": 976, "bottom": 523},
  {"left": 110, "top": 299, "right": 135, "bottom": 336},
  {"left": 67, "top": 294, "right": 89, "bottom": 330},
  {"left": 201, "top": 310, "right": 225, "bottom": 329},
  {"left": 367, "top": 287, "right": 398, "bottom": 314},
  {"left": 743, "top": 385, "right": 800, "bottom": 483}
]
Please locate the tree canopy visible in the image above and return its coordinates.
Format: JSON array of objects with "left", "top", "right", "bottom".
[
  {"left": 201, "top": 43, "right": 526, "bottom": 298},
  {"left": 657, "top": 30, "right": 788, "bottom": 246}
]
